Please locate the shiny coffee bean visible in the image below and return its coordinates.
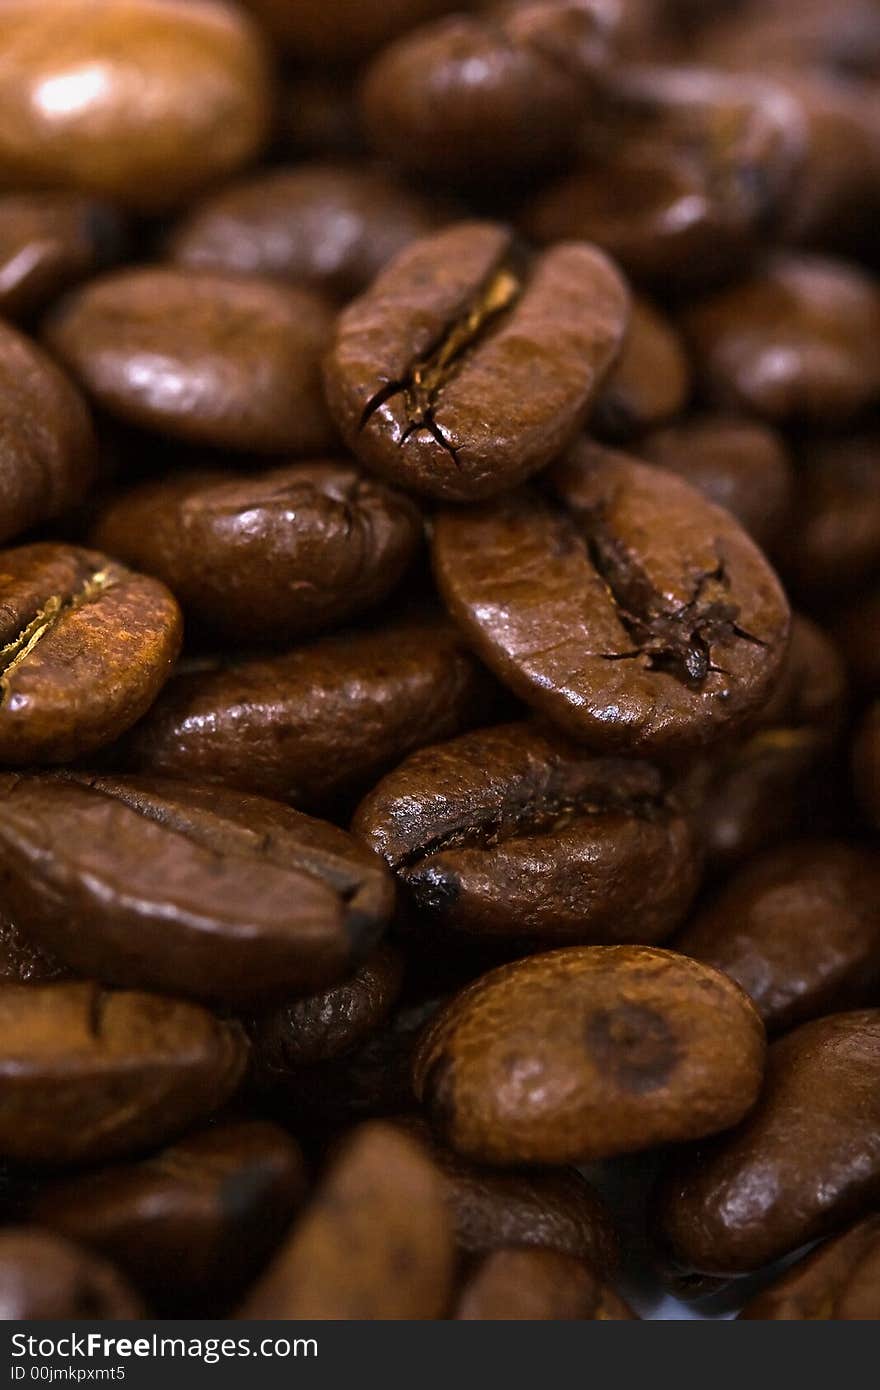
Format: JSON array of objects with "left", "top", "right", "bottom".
[
  {"left": 169, "top": 163, "right": 446, "bottom": 301},
  {"left": 324, "top": 221, "right": 629, "bottom": 501},
  {"left": 126, "top": 617, "right": 497, "bottom": 813},
  {"left": 45, "top": 268, "right": 337, "bottom": 454},
  {"left": 675, "top": 842, "right": 880, "bottom": 1033},
  {"left": 0, "top": 323, "right": 95, "bottom": 546},
  {"left": 0, "top": 192, "right": 123, "bottom": 321},
  {"left": 353, "top": 722, "right": 700, "bottom": 945},
  {"left": 782, "top": 432, "right": 880, "bottom": 601},
  {"left": 0, "top": 981, "right": 247, "bottom": 1165},
  {"left": 241, "top": 0, "right": 460, "bottom": 63},
  {"left": 91, "top": 461, "right": 422, "bottom": 643},
  {"left": 433, "top": 441, "right": 791, "bottom": 753},
  {"left": 0, "top": 773, "right": 394, "bottom": 1005},
  {"left": 739, "top": 1215, "right": 880, "bottom": 1320},
  {"left": 0, "top": 908, "right": 68, "bottom": 985},
  {"left": 853, "top": 703, "right": 880, "bottom": 828},
  {"left": 361, "top": 1, "right": 619, "bottom": 180},
  {"left": 0, "top": 0, "right": 271, "bottom": 210},
  {"left": 639, "top": 414, "right": 795, "bottom": 553},
  {"left": 455, "top": 1248, "right": 635, "bottom": 1320},
  {"left": 414, "top": 946, "right": 765, "bottom": 1164},
  {"left": 0, "top": 544, "right": 181, "bottom": 763},
  {"left": 656, "top": 1010, "right": 880, "bottom": 1275},
  {"left": 32, "top": 1120, "right": 307, "bottom": 1311},
  {"left": 238, "top": 1121, "right": 454, "bottom": 1319},
  {"left": 683, "top": 254, "right": 880, "bottom": 424},
  {"left": 0, "top": 1229, "right": 144, "bottom": 1320},
  {"left": 592, "top": 296, "right": 690, "bottom": 440}
]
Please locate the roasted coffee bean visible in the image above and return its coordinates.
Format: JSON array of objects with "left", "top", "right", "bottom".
[
  {"left": 0, "top": 981, "right": 247, "bottom": 1165},
  {"left": 683, "top": 254, "right": 880, "bottom": 424},
  {"left": 0, "top": 1229, "right": 144, "bottom": 1320},
  {"left": 455, "top": 1248, "right": 635, "bottom": 1320},
  {"left": 0, "top": 192, "right": 123, "bottom": 321},
  {"left": 0, "top": 774, "right": 394, "bottom": 1005},
  {"left": 0, "top": 323, "right": 96, "bottom": 546},
  {"left": 0, "top": 544, "right": 181, "bottom": 763},
  {"left": 91, "top": 461, "right": 422, "bottom": 643},
  {"left": 433, "top": 441, "right": 791, "bottom": 753},
  {"left": 241, "top": 0, "right": 460, "bottom": 63},
  {"left": 45, "top": 268, "right": 336, "bottom": 454},
  {"left": 693, "top": 0, "right": 880, "bottom": 81},
  {"left": 323, "top": 221, "right": 629, "bottom": 501},
  {"left": 656, "top": 1010, "right": 880, "bottom": 1275},
  {"left": 353, "top": 722, "right": 700, "bottom": 945},
  {"left": 639, "top": 415, "right": 795, "bottom": 553},
  {"left": 675, "top": 842, "right": 880, "bottom": 1033},
  {"left": 361, "top": 1, "right": 619, "bottom": 180},
  {"left": 592, "top": 296, "right": 690, "bottom": 440},
  {"left": 126, "top": 617, "right": 497, "bottom": 813},
  {"left": 0, "top": 0, "right": 271, "bottom": 210},
  {"left": 853, "top": 703, "right": 880, "bottom": 828},
  {"left": 782, "top": 433, "right": 880, "bottom": 601},
  {"left": 238, "top": 1121, "right": 454, "bottom": 1319},
  {"left": 739, "top": 1214, "right": 880, "bottom": 1320},
  {"left": 169, "top": 164, "right": 446, "bottom": 301},
  {"left": 249, "top": 942, "right": 405, "bottom": 1072},
  {"left": 0, "top": 908, "right": 68, "bottom": 985},
  {"left": 414, "top": 946, "right": 765, "bottom": 1165},
  {"left": 835, "top": 587, "right": 880, "bottom": 695},
  {"left": 31, "top": 1120, "right": 307, "bottom": 1311}
]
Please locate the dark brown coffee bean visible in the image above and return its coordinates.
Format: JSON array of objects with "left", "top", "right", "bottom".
[
  {"left": 45, "top": 268, "right": 336, "bottom": 454},
  {"left": 834, "top": 587, "right": 880, "bottom": 695},
  {"left": 414, "top": 945, "right": 765, "bottom": 1164},
  {"left": 0, "top": 981, "right": 247, "bottom": 1165},
  {"left": 781, "top": 433, "right": 880, "bottom": 601},
  {"left": 0, "top": 1228, "right": 144, "bottom": 1320},
  {"left": 242, "top": 0, "right": 460, "bottom": 63},
  {"left": 0, "top": 192, "right": 123, "bottom": 321},
  {"left": 854, "top": 703, "right": 880, "bottom": 829},
  {"left": 455, "top": 1248, "right": 635, "bottom": 1320},
  {"left": 323, "top": 221, "right": 629, "bottom": 501},
  {"left": 433, "top": 441, "right": 791, "bottom": 753},
  {"left": 0, "top": 908, "right": 69, "bottom": 985},
  {"left": 353, "top": 722, "right": 699, "bottom": 945},
  {"left": 0, "top": 543, "right": 181, "bottom": 764},
  {"left": 0, "top": 773, "right": 394, "bottom": 1005},
  {"left": 739, "top": 1214, "right": 880, "bottom": 1320},
  {"left": 361, "top": 2, "right": 619, "bottom": 180},
  {"left": 656, "top": 1010, "right": 880, "bottom": 1275},
  {"left": 639, "top": 415, "right": 795, "bottom": 553},
  {"left": 91, "top": 461, "right": 422, "bottom": 644},
  {"left": 0, "top": 322, "right": 96, "bottom": 546},
  {"left": 169, "top": 163, "right": 446, "bottom": 301},
  {"left": 675, "top": 842, "right": 880, "bottom": 1034},
  {"left": 592, "top": 296, "right": 690, "bottom": 440},
  {"left": 126, "top": 617, "right": 497, "bottom": 813},
  {"left": 683, "top": 254, "right": 880, "bottom": 424},
  {"left": 0, "top": 0, "right": 271, "bottom": 210},
  {"left": 238, "top": 1121, "right": 454, "bottom": 1319},
  {"left": 31, "top": 1119, "right": 307, "bottom": 1311}
]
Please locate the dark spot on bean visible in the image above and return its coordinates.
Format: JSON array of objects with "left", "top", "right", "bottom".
[{"left": 584, "top": 1004, "right": 681, "bottom": 1094}]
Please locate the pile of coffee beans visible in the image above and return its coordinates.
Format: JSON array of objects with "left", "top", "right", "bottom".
[{"left": 0, "top": 0, "right": 879, "bottom": 1322}]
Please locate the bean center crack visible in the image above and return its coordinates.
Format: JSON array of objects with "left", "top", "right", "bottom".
[{"left": 0, "top": 569, "right": 115, "bottom": 705}]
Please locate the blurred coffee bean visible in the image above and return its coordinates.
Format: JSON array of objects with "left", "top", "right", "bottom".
[
  {"left": 592, "top": 297, "right": 691, "bottom": 439},
  {"left": 455, "top": 1248, "right": 635, "bottom": 1319},
  {"left": 0, "top": 192, "right": 124, "bottom": 321},
  {"left": 0, "top": 1229, "right": 144, "bottom": 1320}
]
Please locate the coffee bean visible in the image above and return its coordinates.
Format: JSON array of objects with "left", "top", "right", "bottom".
[
  {"left": 31, "top": 1119, "right": 307, "bottom": 1311},
  {"left": 0, "top": 981, "right": 247, "bottom": 1164},
  {"left": 126, "top": 617, "right": 497, "bottom": 813},
  {"left": 592, "top": 297, "right": 691, "bottom": 440},
  {"left": 238, "top": 1121, "right": 454, "bottom": 1319},
  {"left": 414, "top": 945, "right": 765, "bottom": 1164},
  {"left": 739, "top": 1215, "right": 880, "bottom": 1320},
  {"left": 0, "top": 192, "right": 124, "bottom": 321},
  {"left": 91, "top": 461, "right": 422, "bottom": 643},
  {"left": 0, "top": 773, "right": 395, "bottom": 1005},
  {"left": 0, "top": 323, "right": 96, "bottom": 545},
  {"left": 455, "top": 1248, "right": 635, "bottom": 1320},
  {"left": 0, "top": 543, "right": 181, "bottom": 763},
  {"left": 323, "top": 221, "right": 629, "bottom": 501},
  {"left": 169, "top": 163, "right": 447, "bottom": 301},
  {"left": 853, "top": 703, "right": 880, "bottom": 828},
  {"left": 781, "top": 432, "right": 880, "bottom": 601},
  {"left": 0, "top": 0, "right": 271, "bottom": 210},
  {"left": 0, "top": 1228, "right": 144, "bottom": 1320},
  {"left": 656, "top": 1010, "right": 880, "bottom": 1275},
  {"left": 693, "top": 0, "right": 880, "bottom": 81},
  {"left": 45, "top": 268, "right": 336, "bottom": 454},
  {"left": 834, "top": 587, "right": 880, "bottom": 695},
  {"left": 433, "top": 441, "right": 791, "bottom": 753},
  {"left": 241, "top": 0, "right": 459, "bottom": 63},
  {"left": 353, "top": 722, "right": 699, "bottom": 945},
  {"left": 675, "top": 841, "right": 880, "bottom": 1033}
]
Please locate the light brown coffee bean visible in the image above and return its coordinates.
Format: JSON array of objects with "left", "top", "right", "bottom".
[{"left": 455, "top": 1248, "right": 636, "bottom": 1320}]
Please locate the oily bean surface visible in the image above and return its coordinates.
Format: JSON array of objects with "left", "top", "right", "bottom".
[
  {"left": 433, "top": 442, "right": 791, "bottom": 753},
  {"left": 324, "top": 221, "right": 629, "bottom": 501},
  {"left": 0, "top": 192, "right": 124, "bottom": 321},
  {"left": 455, "top": 1248, "right": 635, "bottom": 1320},
  {"left": 739, "top": 1216, "right": 880, "bottom": 1320},
  {"left": 0, "top": 981, "right": 247, "bottom": 1166},
  {"left": 413, "top": 945, "right": 766, "bottom": 1165},
  {"left": 0, "top": 1229, "right": 144, "bottom": 1320},
  {"left": 0, "top": 543, "right": 181, "bottom": 764},
  {"left": 0, "top": 774, "right": 394, "bottom": 1005}
]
